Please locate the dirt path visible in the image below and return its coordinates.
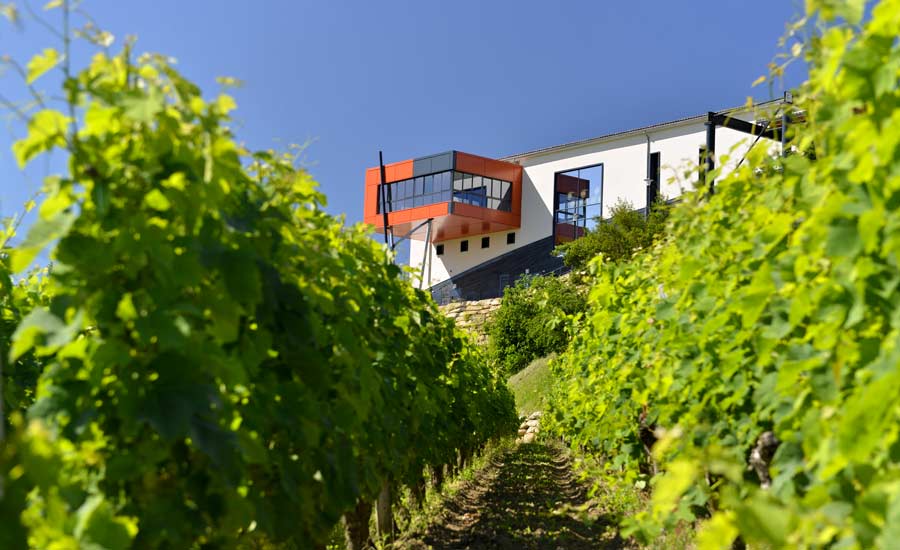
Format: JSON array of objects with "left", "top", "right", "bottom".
[{"left": 400, "top": 442, "right": 623, "bottom": 549}]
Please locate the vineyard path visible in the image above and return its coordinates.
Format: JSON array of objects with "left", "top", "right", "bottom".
[{"left": 401, "top": 442, "right": 624, "bottom": 550}]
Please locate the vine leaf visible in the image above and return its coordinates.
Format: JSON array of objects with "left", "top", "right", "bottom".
[{"left": 26, "top": 48, "right": 59, "bottom": 84}]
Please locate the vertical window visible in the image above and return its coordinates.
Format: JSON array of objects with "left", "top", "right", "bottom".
[
  {"left": 506, "top": 232, "right": 515, "bottom": 245},
  {"left": 436, "top": 244, "right": 444, "bottom": 256},
  {"left": 499, "top": 181, "right": 512, "bottom": 212},
  {"left": 460, "top": 240, "right": 469, "bottom": 252},
  {"left": 481, "top": 236, "right": 490, "bottom": 249},
  {"left": 647, "top": 152, "right": 661, "bottom": 208},
  {"left": 553, "top": 164, "right": 603, "bottom": 244}
]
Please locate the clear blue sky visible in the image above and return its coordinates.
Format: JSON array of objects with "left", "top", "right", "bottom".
[{"left": 1, "top": 0, "right": 806, "bottom": 241}]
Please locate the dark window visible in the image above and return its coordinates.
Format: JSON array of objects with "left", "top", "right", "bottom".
[
  {"left": 460, "top": 240, "right": 469, "bottom": 253},
  {"left": 506, "top": 232, "right": 515, "bottom": 245},
  {"left": 436, "top": 244, "right": 444, "bottom": 256},
  {"left": 481, "top": 236, "right": 490, "bottom": 249},
  {"left": 379, "top": 169, "right": 512, "bottom": 214},
  {"left": 647, "top": 152, "right": 661, "bottom": 208}
]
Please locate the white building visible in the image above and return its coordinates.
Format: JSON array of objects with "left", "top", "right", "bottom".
[{"left": 363, "top": 99, "right": 789, "bottom": 302}]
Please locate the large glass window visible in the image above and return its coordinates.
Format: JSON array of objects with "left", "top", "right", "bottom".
[
  {"left": 553, "top": 164, "right": 603, "bottom": 243},
  {"left": 377, "top": 170, "right": 513, "bottom": 214}
]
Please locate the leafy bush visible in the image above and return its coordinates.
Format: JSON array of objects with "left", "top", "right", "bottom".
[
  {"left": 547, "top": 1, "right": 900, "bottom": 548},
  {"left": 0, "top": 21, "right": 517, "bottom": 549},
  {"left": 487, "top": 275, "right": 585, "bottom": 375},
  {"left": 555, "top": 199, "right": 669, "bottom": 270}
]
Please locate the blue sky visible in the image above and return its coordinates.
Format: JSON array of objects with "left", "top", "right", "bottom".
[{"left": 1, "top": 0, "right": 807, "bottom": 241}]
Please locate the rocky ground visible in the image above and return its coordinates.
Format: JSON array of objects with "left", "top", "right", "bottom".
[{"left": 399, "top": 439, "right": 622, "bottom": 549}]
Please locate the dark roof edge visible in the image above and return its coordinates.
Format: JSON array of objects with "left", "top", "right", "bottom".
[{"left": 499, "top": 98, "right": 785, "bottom": 162}]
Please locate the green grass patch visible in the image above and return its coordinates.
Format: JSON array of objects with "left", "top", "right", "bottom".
[{"left": 508, "top": 355, "right": 554, "bottom": 416}]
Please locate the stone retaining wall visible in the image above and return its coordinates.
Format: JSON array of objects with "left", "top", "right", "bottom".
[{"left": 438, "top": 297, "right": 501, "bottom": 345}]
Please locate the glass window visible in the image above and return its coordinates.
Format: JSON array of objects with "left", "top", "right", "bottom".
[
  {"left": 440, "top": 190, "right": 452, "bottom": 202},
  {"left": 424, "top": 174, "right": 433, "bottom": 194},
  {"left": 554, "top": 164, "right": 603, "bottom": 244},
  {"left": 453, "top": 171, "right": 464, "bottom": 190},
  {"left": 489, "top": 197, "right": 500, "bottom": 209},
  {"left": 460, "top": 240, "right": 468, "bottom": 252},
  {"left": 481, "top": 236, "right": 490, "bottom": 249},
  {"left": 507, "top": 232, "right": 516, "bottom": 244},
  {"left": 472, "top": 175, "right": 483, "bottom": 191},
  {"left": 463, "top": 174, "right": 473, "bottom": 190},
  {"left": 436, "top": 244, "right": 444, "bottom": 256},
  {"left": 414, "top": 177, "right": 424, "bottom": 195},
  {"left": 440, "top": 171, "right": 452, "bottom": 191},
  {"left": 414, "top": 195, "right": 424, "bottom": 207},
  {"left": 404, "top": 179, "right": 413, "bottom": 198}
]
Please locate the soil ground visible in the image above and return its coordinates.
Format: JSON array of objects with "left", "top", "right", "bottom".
[{"left": 399, "top": 442, "right": 624, "bottom": 549}]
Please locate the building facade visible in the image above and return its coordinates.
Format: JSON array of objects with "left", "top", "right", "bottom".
[{"left": 363, "top": 100, "right": 786, "bottom": 302}]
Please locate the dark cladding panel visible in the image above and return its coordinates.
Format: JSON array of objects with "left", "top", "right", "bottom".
[
  {"left": 431, "top": 151, "right": 453, "bottom": 172},
  {"left": 413, "top": 151, "right": 455, "bottom": 177},
  {"left": 429, "top": 236, "right": 566, "bottom": 303}
]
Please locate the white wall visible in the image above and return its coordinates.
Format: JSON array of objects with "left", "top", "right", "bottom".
[
  {"left": 410, "top": 228, "right": 522, "bottom": 287},
  {"left": 412, "top": 115, "right": 777, "bottom": 287}
]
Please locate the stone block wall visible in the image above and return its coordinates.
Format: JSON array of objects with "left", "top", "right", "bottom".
[{"left": 438, "top": 297, "right": 501, "bottom": 345}]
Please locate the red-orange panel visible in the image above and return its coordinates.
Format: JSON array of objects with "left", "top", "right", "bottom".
[
  {"left": 385, "top": 160, "right": 413, "bottom": 183},
  {"left": 451, "top": 202, "right": 520, "bottom": 227},
  {"left": 428, "top": 203, "right": 448, "bottom": 217},
  {"left": 364, "top": 184, "right": 376, "bottom": 219},
  {"left": 455, "top": 152, "right": 485, "bottom": 175},
  {"left": 365, "top": 167, "right": 381, "bottom": 187}
]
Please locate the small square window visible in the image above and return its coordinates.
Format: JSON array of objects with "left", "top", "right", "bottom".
[
  {"left": 460, "top": 240, "right": 469, "bottom": 253},
  {"left": 436, "top": 244, "right": 444, "bottom": 256},
  {"left": 507, "top": 232, "right": 516, "bottom": 245},
  {"left": 481, "top": 236, "right": 490, "bottom": 249}
]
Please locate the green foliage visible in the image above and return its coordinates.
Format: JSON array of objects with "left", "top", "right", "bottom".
[
  {"left": 0, "top": 29, "right": 517, "bottom": 549},
  {"left": 1, "top": 216, "right": 49, "bottom": 423},
  {"left": 547, "top": 1, "right": 900, "bottom": 548},
  {"left": 487, "top": 275, "right": 585, "bottom": 375},
  {"left": 554, "top": 199, "right": 669, "bottom": 270}
]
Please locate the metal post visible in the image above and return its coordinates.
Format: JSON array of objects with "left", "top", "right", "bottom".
[
  {"left": 421, "top": 218, "right": 433, "bottom": 290},
  {"left": 645, "top": 133, "right": 652, "bottom": 219},
  {"left": 426, "top": 220, "right": 433, "bottom": 290},
  {"left": 379, "top": 151, "right": 391, "bottom": 247},
  {"left": 705, "top": 112, "right": 717, "bottom": 194},
  {"left": 781, "top": 92, "right": 791, "bottom": 156}
]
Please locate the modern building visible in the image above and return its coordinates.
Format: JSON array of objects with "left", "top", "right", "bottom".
[{"left": 364, "top": 98, "right": 790, "bottom": 303}]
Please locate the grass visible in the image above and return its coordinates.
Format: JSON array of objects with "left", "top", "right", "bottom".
[{"left": 507, "top": 354, "right": 554, "bottom": 416}]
